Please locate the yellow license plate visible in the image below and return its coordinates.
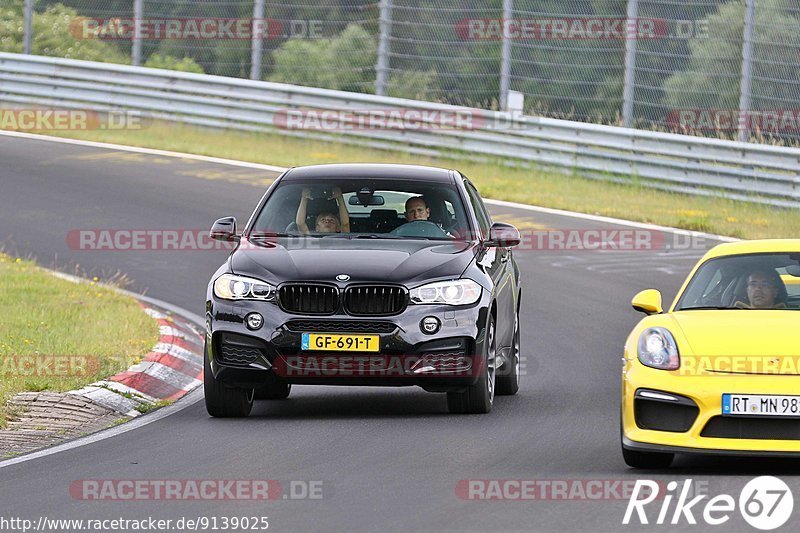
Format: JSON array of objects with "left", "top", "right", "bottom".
[{"left": 301, "top": 333, "right": 380, "bottom": 352}]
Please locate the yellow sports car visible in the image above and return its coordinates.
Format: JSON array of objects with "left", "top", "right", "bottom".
[{"left": 621, "top": 239, "right": 800, "bottom": 468}]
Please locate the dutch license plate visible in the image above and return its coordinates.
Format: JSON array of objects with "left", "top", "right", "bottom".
[
  {"left": 301, "top": 333, "right": 380, "bottom": 352},
  {"left": 722, "top": 394, "right": 800, "bottom": 417}
]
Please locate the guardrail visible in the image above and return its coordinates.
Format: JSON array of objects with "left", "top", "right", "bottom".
[{"left": 1, "top": 52, "right": 798, "bottom": 208}]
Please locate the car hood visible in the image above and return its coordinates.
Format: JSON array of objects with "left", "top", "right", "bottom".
[
  {"left": 670, "top": 310, "right": 800, "bottom": 375},
  {"left": 230, "top": 237, "right": 477, "bottom": 287}
]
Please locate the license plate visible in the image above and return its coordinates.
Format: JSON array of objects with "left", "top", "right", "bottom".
[
  {"left": 301, "top": 333, "right": 380, "bottom": 352},
  {"left": 722, "top": 394, "right": 800, "bottom": 417}
]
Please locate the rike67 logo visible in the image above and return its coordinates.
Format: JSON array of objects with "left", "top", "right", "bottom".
[{"left": 623, "top": 477, "right": 793, "bottom": 530}]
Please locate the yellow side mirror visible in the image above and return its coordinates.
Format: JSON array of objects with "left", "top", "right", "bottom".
[{"left": 631, "top": 289, "right": 663, "bottom": 315}]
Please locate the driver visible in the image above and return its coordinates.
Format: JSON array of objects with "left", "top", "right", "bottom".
[
  {"left": 402, "top": 196, "right": 453, "bottom": 237},
  {"left": 404, "top": 196, "right": 430, "bottom": 222},
  {"left": 735, "top": 269, "right": 787, "bottom": 309}
]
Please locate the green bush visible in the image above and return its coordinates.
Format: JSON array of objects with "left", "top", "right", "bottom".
[
  {"left": 663, "top": 0, "right": 800, "bottom": 111},
  {"left": 270, "top": 24, "right": 376, "bottom": 93},
  {"left": 143, "top": 53, "right": 205, "bottom": 74},
  {"left": 387, "top": 70, "right": 440, "bottom": 100},
  {"left": 0, "top": 1, "right": 127, "bottom": 63}
]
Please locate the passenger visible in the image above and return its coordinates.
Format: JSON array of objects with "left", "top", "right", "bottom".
[
  {"left": 735, "top": 269, "right": 788, "bottom": 309},
  {"left": 296, "top": 187, "right": 350, "bottom": 233}
]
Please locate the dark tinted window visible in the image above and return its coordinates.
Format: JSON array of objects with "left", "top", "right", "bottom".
[{"left": 464, "top": 181, "right": 491, "bottom": 238}]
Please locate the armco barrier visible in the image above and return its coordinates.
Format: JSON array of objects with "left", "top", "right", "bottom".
[{"left": 1, "top": 52, "right": 798, "bottom": 207}]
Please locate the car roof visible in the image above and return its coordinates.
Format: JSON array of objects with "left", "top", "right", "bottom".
[
  {"left": 281, "top": 163, "right": 456, "bottom": 183},
  {"left": 703, "top": 239, "right": 800, "bottom": 260}
]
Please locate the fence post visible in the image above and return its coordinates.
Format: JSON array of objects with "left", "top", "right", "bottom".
[
  {"left": 375, "top": 0, "right": 393, "bottom": 96},
  {"left": 132, "top": 0, "right": 144, "bottom": 66},
  {"left": 737, "top": 0, "right": 756, "bottom": 142},
  {"left": 23, "top": 0, "right": 33, "bottom": 54},
  {"left": 250, "top": 0, "right": 266, "bottom": 80},
  {"left": 622, "top": 0, "right": 639, "bottom": 128},
  {"left": 499, "top": 0, "right": 513, "bottom": 110}
]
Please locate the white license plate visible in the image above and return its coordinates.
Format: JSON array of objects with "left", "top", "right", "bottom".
[{"left": 722, "top": 394, "right": 800, "bottom": 417}]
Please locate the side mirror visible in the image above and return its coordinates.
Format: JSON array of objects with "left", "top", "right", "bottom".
[
  {"left": 632, "top": 289, "right": 663, "bottom": 315},
  {"left": 486, "top": 222, "right": 521, "bottom": 247},
  {"left": 210, "top": 216, "right": 238, "bottom": 242}
]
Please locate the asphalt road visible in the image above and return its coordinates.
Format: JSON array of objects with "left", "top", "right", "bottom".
[{"left": 1, "top": 134, "right": 799, "bottom": 532}]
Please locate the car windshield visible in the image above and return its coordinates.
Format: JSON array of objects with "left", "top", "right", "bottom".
[
  {"left": 249, "top": 178, "right": 470, "bottom": 240},
  {"left": 676, "top": 253, "right": 800, "bottom": 311}
]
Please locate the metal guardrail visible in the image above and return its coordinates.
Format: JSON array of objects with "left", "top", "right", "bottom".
[{"left": 1, "top": 52, "right": 798, "bottom": 208}]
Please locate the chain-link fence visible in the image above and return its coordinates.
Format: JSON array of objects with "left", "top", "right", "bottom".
[{"left": 3, "top": 0, "right": 800, "bottom": 143}]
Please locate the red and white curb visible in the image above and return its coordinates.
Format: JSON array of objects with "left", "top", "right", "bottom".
[{"left": 69, "top": 304, "right": 204, "bottom": 417}]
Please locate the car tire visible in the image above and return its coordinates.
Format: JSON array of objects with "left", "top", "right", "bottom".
[
  {"left": 254, "top": 376, "right": 292, "bottom": 400},
  {"left": 204, "top": 346, "right": 254, "bottom": 417},
  {"left": 447, "top": 317, "right": 495, "bottom": 414},
  {"left": 621, "top": 446, "right": 674, "bottom": 469},
  {"left": 496, "top": 311, "right": 520, "bottom": 396}
]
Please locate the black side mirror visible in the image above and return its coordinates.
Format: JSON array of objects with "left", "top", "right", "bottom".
[
  {"left": 210, "top": 216, "right": 238, "bottom": 241},
  {"left": 486, "top": 222, "right": 521, "bottom": 247}
]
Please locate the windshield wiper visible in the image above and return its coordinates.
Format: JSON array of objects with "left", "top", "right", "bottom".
[
  {"left": 678, "top": 306, "right": 738, "bottom": 311},
  {"left": 249, "top": 232, "right": 304, "bottom": 239},
  {"left": 347, "top": 234, "right": 402, "bottom": 239}
]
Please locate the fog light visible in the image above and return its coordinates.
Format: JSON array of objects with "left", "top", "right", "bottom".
[
  {"left": 245, "top": 312, "right": 264, "bottom": 330},
  {"left": 420, "top": 316, "right": 440, "bottom": 335}
]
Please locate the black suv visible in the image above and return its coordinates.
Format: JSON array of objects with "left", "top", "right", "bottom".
[{"left": 205, "top": 164, "right": 522, "bottom": 416}]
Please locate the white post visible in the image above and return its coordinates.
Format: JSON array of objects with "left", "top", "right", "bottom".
[
  {"left": 499, "top": 0, "right": 513, "bottom": 110},
  {"left": 737, "top": 0, "right": 756, "bottom": 142},
  {"left": 622, "top": 0, "right": 639, "bottom": 128},
  {"left": 23, "top": 0, "right": 33, "bottom": 54},
  {"left": 250, "top": 0, "right": 266, "bottom": 80},
  {"left": 375, "top": 0, "right": 393, "bottom": 96},
  {"left": 132, "top": 0, "right": 144, "bottom": 66}
]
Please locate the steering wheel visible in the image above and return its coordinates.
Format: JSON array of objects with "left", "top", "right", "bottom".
[{"left": 389, "top": 220, "right": 449, "bottom": 238}]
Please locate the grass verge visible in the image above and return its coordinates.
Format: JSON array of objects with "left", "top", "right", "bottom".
[
  {"left": 0, "top": 253, "right": 159, "bottom": 427},
  {"left": 19, "top": 121, "right": 800, "bottom": 238}
]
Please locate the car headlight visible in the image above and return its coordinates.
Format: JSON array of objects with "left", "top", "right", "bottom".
[
  {"left": 409, "top": 279, "right": 482, "bottom": 306},
  {"left": 637, "top": 327, "right": 680, "bottom": 370},
  {"left": 213, "top": 274, "right": 275, "bottom": 301}
]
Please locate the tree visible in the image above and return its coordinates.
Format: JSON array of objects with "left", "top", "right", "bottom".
[
  {"left": 0, "top": 1, "right": 127, "bottom": 63},
  {"left": 663, "top": 0, "right": 800, "bottom": 114},
  {"left": 143, "top": 53, "right": 205, "bottom": 74},
  {"left": 270, "top": 24, "right": 377, "bottom": 93}
]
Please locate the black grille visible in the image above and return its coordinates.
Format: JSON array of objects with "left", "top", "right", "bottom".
[
  {"left": 220, "top": 344, "right": 261, "bottom": 365},
  {"left": 279, "top": 284, "right": 339, "bottom": 314},
  {"left": 285, "top": 320, "right": 396, "bottom": 333},
  {"left": 701, "top": 416, "right": 800, "bottom": 440},
  {"left": 344, "top": 285, "right": 407, "bottom": 316},
  {"left": 634, "top": 398, "right": 699, "bottom": 433}
]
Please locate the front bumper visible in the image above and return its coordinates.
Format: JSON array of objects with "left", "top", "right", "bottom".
[
  {"left": 205, "top": 293, "right": 490, "bottom": 391},
  {"left": 622, "top": 360, "right": 800, "bottom": 454}
]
